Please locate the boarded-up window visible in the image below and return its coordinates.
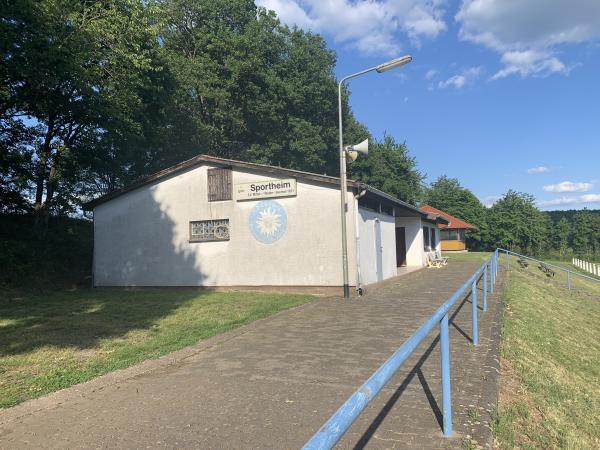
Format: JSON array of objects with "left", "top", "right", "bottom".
[{"left": 207, "top": 167, "right": 232, "bottom": 201}]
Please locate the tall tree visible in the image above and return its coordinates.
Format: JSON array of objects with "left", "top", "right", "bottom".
[
  {"left": 487, "top": 190, "right": 550, "bottom": 254},
  {"left": 572, "top": 209, "right": 600, "bottom": 258},
  {"left": 0, "top": 118, "right": 35, "bottom": 212},
  {"left": 423, "top": 175, "right": 488, "bottom": 248},
  {"left": 1, "top": 0, "right": 161, "bottom": 222},
  {"left": 0, "top": 0, "right": 424, "bottom": 216},
  {"left": 159, "top": 0, "right": 357, "bottom": 175},
  {"left": 552, "top": 216, "right": 571, "bottom": 257},
  {"left": 347, "top": 135, "right": 424, "bottom": 204}
]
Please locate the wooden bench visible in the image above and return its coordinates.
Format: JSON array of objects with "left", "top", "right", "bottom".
[
  {"left": 517, "top": 258, "right": 529, "bottom": 268},
  {"left": 538, "top": 263, "right": 555, "bottom": 277}
]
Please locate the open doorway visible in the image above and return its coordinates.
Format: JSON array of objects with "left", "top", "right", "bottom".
[{"left": 395, "top": 227, "right": 407, "bottom": 267}]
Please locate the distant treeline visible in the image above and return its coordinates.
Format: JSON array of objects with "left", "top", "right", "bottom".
[
  {"left": 424, "top": 176, "right": 600, "bottom": 260},
  {"left": 546, "top": 209, "right": 600, "bottom": 224}
]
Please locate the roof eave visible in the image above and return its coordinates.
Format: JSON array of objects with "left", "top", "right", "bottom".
[{"left": 83, "top": 154, "right": 360, "bottom": 210}]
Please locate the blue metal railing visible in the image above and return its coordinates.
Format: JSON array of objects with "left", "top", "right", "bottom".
[
  {"left": 498, "top": 248, "right": 600, "bottom": 288},
  {"left": 303, "top": 250, "right": 501, "bottom": 449}
]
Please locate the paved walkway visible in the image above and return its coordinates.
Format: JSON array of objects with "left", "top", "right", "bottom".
[{"left": 0, "top": 262, "right": 503, "bottom": 449}]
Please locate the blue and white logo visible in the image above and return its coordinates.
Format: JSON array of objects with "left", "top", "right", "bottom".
[{"left": 249, "top": 200, "right": 287, "bottom": 244}]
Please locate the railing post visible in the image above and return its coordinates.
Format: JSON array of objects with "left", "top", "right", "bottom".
[
  {"left": 567, "top": 270, "right": 571, "bottom": 290},
  {"left": 496, "top": 251, "right": 499, "bottom": 277},
  {"left": 490, "top": 260, "right": 494, "bottom": 293},
  {"left": 483, "top": 265, "right": 488, "bottom": 312},
  {"left": 440, "top": 314, "right": 452, "bottom": 437},
  {"left": 471, "top": 280, "right": 478, "bottom": 345},
  {"left": 505, "top": 249, "right": 509, "bottom": 270}
]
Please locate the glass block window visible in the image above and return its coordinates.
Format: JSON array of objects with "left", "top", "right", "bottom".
[{"left": 189, "top": 219, "right": 230, "bottom": 242}]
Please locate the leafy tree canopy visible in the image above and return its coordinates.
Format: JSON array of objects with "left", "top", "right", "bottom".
[
  {"left": 2, "top": 0, "right": 394, "bottom": 218},
  {"left": 571, "top": 209, "right": 600, "bottom": 257},
  {"left": 348, "top": 135, "right": 424, "bottom": 204},
  {"left": 487, "top": 190, "right": 550, "bottom": 254},
  {"left": 1, "top": 0, "right": 161, "bottom": 220},
  {"left": 423, "top": 175, "right": 488, "bottom": 247}
]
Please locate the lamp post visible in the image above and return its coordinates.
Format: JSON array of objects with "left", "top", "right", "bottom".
[{"left": 338, "top": 55, "right": 412, "bottom": 299}]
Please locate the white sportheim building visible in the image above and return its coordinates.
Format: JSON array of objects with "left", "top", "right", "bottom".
[{"left": 86, "top": 155, "right": 445, "bottom": 293}]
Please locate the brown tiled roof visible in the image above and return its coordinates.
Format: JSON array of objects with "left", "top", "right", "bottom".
[{"left": 420, "top": 204, "right": 477, "bottom": 230}]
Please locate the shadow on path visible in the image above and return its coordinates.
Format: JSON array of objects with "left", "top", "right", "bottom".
[
  {"left": 353, "top": 286, "right": 480, "bottom": 448},
  {"left": 353, "top": 335, "right": 443, "bottom": 449}
]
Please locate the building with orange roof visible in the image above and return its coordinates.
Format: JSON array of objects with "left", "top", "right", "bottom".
[{"left": 420, "top": 204, "right": 477, "bottom": 252}]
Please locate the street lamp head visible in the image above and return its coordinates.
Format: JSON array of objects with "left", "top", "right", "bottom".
[{"left": 375, "top": 55, "right": 412, "bottom": 73}]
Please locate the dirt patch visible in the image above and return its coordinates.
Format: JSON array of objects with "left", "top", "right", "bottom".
[
  {"left": 498, "top": 358, "right": 522, "bottom": 405},
  {"left": 495, "top": 358, "right": 548, "bottom": 449}
]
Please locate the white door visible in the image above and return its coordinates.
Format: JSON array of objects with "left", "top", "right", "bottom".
[{"left": 375, "top": 219, "right": 383, "bottom": 282}]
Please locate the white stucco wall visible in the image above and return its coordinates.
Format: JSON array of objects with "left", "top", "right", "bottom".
[
  {"left": 357, "top": 208, "right": 397, "bottom": 285},
  {"left": 93, "top": 164, "right": 358, "bottom": 287},
  {"left": 395, "top": 216, "right": 425, "bottom": 267}
]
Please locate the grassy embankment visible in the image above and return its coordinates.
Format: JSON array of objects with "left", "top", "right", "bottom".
[
  {"left": 0, "top": 215, "right": 315, "bottom": 408},
  {"left": 546, "top": 259, "right": 600, "bottom": 281},
  {"left": 448, "top": 251, "right": 599, "bottom": 448},
  {"left": 493, "top": 258, "right": 600, "bottom": 449}
]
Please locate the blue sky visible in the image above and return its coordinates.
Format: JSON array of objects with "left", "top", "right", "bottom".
[{"left": 257, "top": 0, "right": 600, "bottom": 210}]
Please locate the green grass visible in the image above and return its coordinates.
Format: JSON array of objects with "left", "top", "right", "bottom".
[
  {"left": 491, "top": 256, "right": 600, "bottom": 449},
  {"left": 546, "top": 259, "right": 600, "bottom": 281},
  {"left": 444, "top": 251, "right": 492, "bottom": 263},
  {"left": 0, "top": 288, "right": 315, "bottom": 408}
]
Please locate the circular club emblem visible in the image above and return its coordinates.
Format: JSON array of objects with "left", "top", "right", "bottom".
[{"left": 249, "top": 200, "right": 287, "bottom": 244}]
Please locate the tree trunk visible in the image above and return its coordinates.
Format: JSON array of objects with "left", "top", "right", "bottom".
[
  {"left": 41, "top": 155, "right": 60, "bottom": 226},
  {"left": 34, "top": 115, "right": 55, "bottom": 229}
]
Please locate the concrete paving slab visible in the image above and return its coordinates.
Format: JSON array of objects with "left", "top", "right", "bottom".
[{"left": 0, "top": 261, "right": 503, "bottom": 449}]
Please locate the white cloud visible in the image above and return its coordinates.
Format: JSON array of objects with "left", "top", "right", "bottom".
[
  {"left": 404, "top": 3, "right": 447, "bottom": 40},
  {"left": 256, "top": 0, "right": 448, "bottom": 56},
  {"left": 582, "top": 194, "right": 600, "bottom": 202},
  {"left": 491, "top": 50, "right": 567, "bottom": 80},
  {"left": 543, "top": 181, "right": 593, "bottom": 193},
  {"left": 258, "top": 0, "right": 315, "bottom": 29},
  {"left": 456, "top": 0, "right": 600, "bottom": 79},
  {"left": 538, "top": 194, "right": 600, "bottom": 207},
  {"left": 425, "top": 69, "right": 438, "bottom": 80},
  {"left": 438, "top": 66, "right": 482, "bottom": 88},
  {"left": 527, "top": 166, "right": 549, "bottom": 174}
]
